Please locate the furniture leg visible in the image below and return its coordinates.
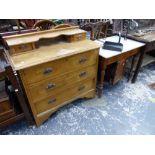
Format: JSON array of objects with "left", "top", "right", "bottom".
[
  {"left": 127, "top": 55, "right": 136, "bottom": 82},
  {"left": 132, "top": 48, "right": 145, "bottom": 83},
  {"left": 97, "top": 57, "right": 106, "bottom": 98}
]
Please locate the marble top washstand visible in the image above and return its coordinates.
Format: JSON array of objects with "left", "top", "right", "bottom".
[{"left": 95, "top": 35, "right": 145, "bottom": 58}]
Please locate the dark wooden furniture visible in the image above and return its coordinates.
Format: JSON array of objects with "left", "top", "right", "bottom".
[
  {"left": 128, "top": 31, "right": 155, "bottom": 83},
  {"left": 0, "top": 92, "right": 24, "bottom": 128},
  {"left": 0, "top": 29, "right": 37, "bottom": 37},
  {"left": 0, "top": 50, "right": 24, "bottom": 128},
  {"left": 0, "top": 51, "right": 14, "bottom": 128},
  {"left": 33, "top": 20, "right": 56, "bottom": 31},
  {"left": 81, "top": 21, "right": 109, "bottom": 40},
  {"left": 0, "top": 29, "right": 41, "bottom": 128},
  {"left": 19, "top": 19, "right": 38, "bottom": 29},
  {"left": 0, "top": 48, "right": 33, "bottom": 128}
]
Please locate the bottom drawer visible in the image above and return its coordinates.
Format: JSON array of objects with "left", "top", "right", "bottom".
[
  {"left": 35, "top": 78, "right": 95, "bottom": 114},
  {"left": 112, "top": 59, "right": 126, "bottom": 85}
]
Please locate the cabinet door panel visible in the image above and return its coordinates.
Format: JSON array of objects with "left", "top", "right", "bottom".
[{"left": 112, "top": 59, "right": 126, "bottom": 85}]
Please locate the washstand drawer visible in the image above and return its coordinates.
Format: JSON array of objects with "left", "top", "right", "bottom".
[
  {"left": 28, "top": 65, "right": 96, "bottom": 103},
  {"left": 68, "top": 33, "right": 86, "bottom": 42},
  {"left": 35, "top": 78, "right": 95, "bottom": 114},
  {"left": 10, "top": 43, "right": 34, "bottom": 55},
  {"left": 21, "top": 50, "right": 98, "bottom": 84}
]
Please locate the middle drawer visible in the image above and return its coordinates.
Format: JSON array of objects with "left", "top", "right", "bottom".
[{"left": 27, "top": 65, "right": 96, "bottom": 103}]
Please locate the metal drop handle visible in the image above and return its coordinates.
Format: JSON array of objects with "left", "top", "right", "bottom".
[
  {"left": 78, "top": 85, "right": 85, "bottom": 91},
  {"left": 43, "top": 68, "right": 53, "bottom": 75},
  {"left": 79, "top": 57, "right": 87, "bottom": 64},
  {"left": 46, "top": 83, "right": 56, "bottom": 90},
  {"left": 79, "top": 71, "right": 87, "bottom": 77}
]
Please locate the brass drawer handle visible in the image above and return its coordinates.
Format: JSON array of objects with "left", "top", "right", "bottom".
[
  {"left": 48, "top": 98, "right": 56, "bottom": 104},
  {"left": 46, "top": 83, "right": 56, "bottom": 90},
  {"left": 43, "top": 68, "right": 53, "bottom": 75},
  {"left": 78, "top": 85, "right": 85, "bottom": 91},
  {"left": 79, "top": 71, "right": 87, "bottom": 77},
  {"left": 79, "top": 57, "right": 87, "bottom": 64}
]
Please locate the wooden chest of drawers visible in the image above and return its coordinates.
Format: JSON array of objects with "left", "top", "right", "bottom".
[
  {"left": 3, "top": 26, "right": 100, "bottom": 126},
  {"left": 20, "top": 49, "right": 99, "bottom": 126}
]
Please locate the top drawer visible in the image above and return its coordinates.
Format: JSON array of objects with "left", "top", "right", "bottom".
[
  {"left": 20, "top": 49, "right": 98, "bottom": 84},
  {"left": 10, "top": 43, "right": 34, "bottom": 55},
  {"left": 68, "top": 33, "right": 86, "bottom": 42}
]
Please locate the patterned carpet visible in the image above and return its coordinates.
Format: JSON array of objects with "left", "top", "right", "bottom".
[{"left": 1, "top": 62, "right": 155, "bottom": 135}]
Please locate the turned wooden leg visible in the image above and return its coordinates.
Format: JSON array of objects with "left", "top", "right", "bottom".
[
  {"left": 127, "top": 55, "right": 136, "bottom": 82},
  {"left": 97, "top": 57, "right": 106, "bottom": 98},
  {"left": 132, "top": 49, "right": 145, "bottom": 83}
]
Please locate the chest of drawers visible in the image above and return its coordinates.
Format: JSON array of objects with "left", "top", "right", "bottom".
[{"left": 3, "top": 26, "right": 100, "bottom": 126}]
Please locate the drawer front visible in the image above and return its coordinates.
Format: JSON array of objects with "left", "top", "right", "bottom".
[
  {"left": 28, "top": 65, "right": 96, "bottom": 103},
  {"left": 35, "top": 78, "right": 95, "bottom": 114},
  {"left": 68, "top": 33, "right": 86, "bottom": 42},
  {"left": 21, "top": 50, "right": 98, "bottom": 84},
  {"left": 112, "top": 59, "right": 126, "bottom": 85},
  {"left": 10, "top": 43, "right": 34, "bottom": 55}
]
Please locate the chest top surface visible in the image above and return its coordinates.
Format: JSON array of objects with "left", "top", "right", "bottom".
[
  {"left": 7, "top": 40, "right": 100, "bottom": 70},
  {"left": 95, "top": 35, "right": 145, "bottom": 59}
]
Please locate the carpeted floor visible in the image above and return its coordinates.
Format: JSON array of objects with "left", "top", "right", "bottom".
[{"left": 1, "top": 62, "right": 155, "bottom": 135}]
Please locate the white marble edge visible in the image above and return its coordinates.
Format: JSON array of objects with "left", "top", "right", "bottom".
[{"left": 95, "top": 35, "right": 145, "bottom": 58}]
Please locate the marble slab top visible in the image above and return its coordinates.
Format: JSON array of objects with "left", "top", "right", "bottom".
[{"left": 95, "top": 35, "right": 145, "bottom": 58}]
